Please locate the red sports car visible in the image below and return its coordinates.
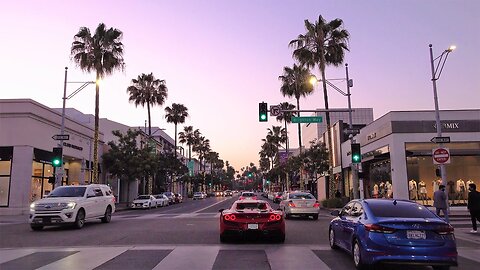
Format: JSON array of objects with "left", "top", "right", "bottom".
[{"left": 219, "top": 199, "right": 285, "bottom": 243}]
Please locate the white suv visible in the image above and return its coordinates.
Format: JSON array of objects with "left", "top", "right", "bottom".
[{"left": 29, "top": 184, "right": 116, "bottom": 230}]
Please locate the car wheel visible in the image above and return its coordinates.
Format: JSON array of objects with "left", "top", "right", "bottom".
[
  {"left": 276, "top": 233, "right": 285, "bottom": 243},
  {"left": 220, "top": 233, "right": 229, "bottom": 243},
  {"left": 30, "top": 224, "right": 43, "bottom": 231},
  {"left": 285, "top": 213, "right": 291, "bottom": 219},
  {"left": 329, "top": 228, "right": 338, "bottom": 249},
  {"left": 353, "top": 240, "right": 367, "bottom": 270},
  {"left": 74, "top": 209, "right": 85, "bottom": 229},
  {"left": 312, "top": 214, "right": 319, "bottom": 220},
  {"left": 101, "top": 206, "right": 112, "bottom": 223},
  {"left": 148, "top": 203, "right": 151, "bottom": 210}
]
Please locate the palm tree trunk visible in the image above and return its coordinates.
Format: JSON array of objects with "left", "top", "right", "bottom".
[
  {"left": 174, "top": 124, "right": 178, "bottom": 159},
  {"left": 147, "top": 102, "right": 152, "bottom": 136},
  {"left": 285, "top": 119, "right": 290, "bottom": 191},
  {"left": 93, "top": 72, "right": 100, "bottom": 184},
  {"left": 320, "top": 67, "right": 334, "bottom": 198},
  {"left": 296, "top": 97, "right": 304, "bottom": 191}
]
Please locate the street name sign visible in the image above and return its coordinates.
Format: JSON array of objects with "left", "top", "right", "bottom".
[
  {"left": 52, "top": 134, "right": 70, "bottom": 141},
  {"left": 345, "top": 128, "right": 360, "bottom": 135},
  {"left": 270, "top": 105, "right": 281, "bottom": 116},
  {"left": 433, "top": 147, "right": 451, "bottom": 164},
  {"left": 291, "top": 116, "right": 323, "bottom": 123},
  {"left": 430, "top": 136, "right": 450, "bottom": 143}
]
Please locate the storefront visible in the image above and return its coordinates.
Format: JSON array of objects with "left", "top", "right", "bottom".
[{"left": 342, "top": 109, "right": 480, "bottom": 205}]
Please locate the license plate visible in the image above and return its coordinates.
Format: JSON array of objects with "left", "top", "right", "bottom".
[
  {"left": 407, "top": 230, "right": 426, "bottom": 239},
  {"left": 43, "top": 217, "right": 51, "bottom": 223},
  {"left": 247, "top": 223, "right": 258, "bottom": 230}
]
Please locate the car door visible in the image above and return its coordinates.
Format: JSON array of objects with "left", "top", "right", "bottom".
[
  {"left": 84, "top": 187, "right": 98, "bottom": 218},
  {"left": 93, "top": 187, "right": 106, "bottom": 216},
  {"left": 337, "top": 202, "right": 354, "bottom": 250},
  {"left": 344, "top": 202, "right": 364, "bottom": 250}
]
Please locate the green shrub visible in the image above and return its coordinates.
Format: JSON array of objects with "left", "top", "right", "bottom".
[{"left": 321, "top": 197, "right": 348, "bottom": 208}]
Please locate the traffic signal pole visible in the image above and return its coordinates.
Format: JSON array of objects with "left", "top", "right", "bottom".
[
  {"left": 345, "top": 64, "right": 360, "bottom": 200},
  {"left": 56, "top": 67, "right": 69, "bottom": 187}
]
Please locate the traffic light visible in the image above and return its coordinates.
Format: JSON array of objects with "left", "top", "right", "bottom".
[
  {"left": 351, "top": 143, "right": 361, "bottom": 163},
  {"left": 248, "top": 172, "right": 252, "bottom": 178},
  {"left": 435, "top": 167, "right": 441, "bottom": 177},
  {"left": 259, "top": 102, "right": 268, "bottom": 122},
  {"left": 52, "top": 147, "right": 62, "bottom": 167},
  {"left": 48, "top": 176, "right": 56, "bottom": 184}
]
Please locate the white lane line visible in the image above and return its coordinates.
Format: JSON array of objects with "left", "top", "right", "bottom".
[
  {"left": 152, "top": 245, "right": 220, "bottom": 270},
  {"left": 0, "top": 249, "right": 35, "bottom": 264},
  {"left": 193, "top": 198, "right": 229, "bottom": 213}
]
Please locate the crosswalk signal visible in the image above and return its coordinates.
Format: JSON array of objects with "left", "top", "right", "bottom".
[
  {"left": 259, "top": 102, "right": 268, "bottom": 122},
  {"left": 351, "top": 143, "right": 361, "bottom": 164},
  {"left": 52, "top": 147, "right": 63, "bottom": 167}
]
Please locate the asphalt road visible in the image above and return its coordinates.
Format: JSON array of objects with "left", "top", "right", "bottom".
[{"left": 1, "top": 194, "right": 479, "bottom": 270}]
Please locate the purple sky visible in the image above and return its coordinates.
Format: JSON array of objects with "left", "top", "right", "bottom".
[{"left": 1, "top": 0, "right": 479, "bottom": 170}]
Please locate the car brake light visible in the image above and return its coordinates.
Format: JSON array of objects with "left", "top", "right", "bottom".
[
  {"left": 253, "top": 196, "right": 257, "bottom": 200},
  {"left": 364, "top": 224, "right": 396, "bottom": 234},
  {"left": 224, "top": 214, "right": 236, "bottom": 221},
  {"left": 269, "top": 214, "right": 282, "bottom": 221},
  {"left": 313, "top": 201, "right": 320, "bottom": 208},
  {"left": 288, "top": 201, "right": 296, "bottom": 207},
  {"left": 435, "top": 224, "right": 454, "bottom": 235}
]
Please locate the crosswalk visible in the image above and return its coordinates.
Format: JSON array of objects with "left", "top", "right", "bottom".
[{"left": 1, "top": 244, "right": 479, "bottom": 270}]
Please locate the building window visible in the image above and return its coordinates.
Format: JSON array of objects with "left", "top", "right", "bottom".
[
  {"left": 0, "top": 146, "right": 13, "bottom": 207},
  {"left": 31, "top": 161, "right": 54, "bottom": 202}
]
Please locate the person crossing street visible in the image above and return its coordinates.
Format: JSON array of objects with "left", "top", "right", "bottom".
[
  {"left": 433, "top": 184, "right": 449, "bottom": 223},
  {"left": 467, "top": 183, "right": 480, "bottom": 233}
]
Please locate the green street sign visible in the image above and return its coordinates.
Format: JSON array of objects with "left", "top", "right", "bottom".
[
  {"left": 291, "top": 116, "right": 323, "bottom": 123},
  {"left": 187, "top": 160, "right": 195, "bottom": 176}
]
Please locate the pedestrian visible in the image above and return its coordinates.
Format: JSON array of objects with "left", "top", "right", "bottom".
[
  {"left": 433, "top": 184, "right": 449, "bottom": 223},
  {"left": 467, "top": 183, "right": 480, "bottom": 233}
]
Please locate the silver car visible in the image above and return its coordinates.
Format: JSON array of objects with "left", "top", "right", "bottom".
[{"left": 280, "top": 192, "right": 320, "bottom": 220}]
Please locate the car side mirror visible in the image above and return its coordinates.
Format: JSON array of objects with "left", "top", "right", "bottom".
[
  {"left": 218, "top": 209, "right": 224, "bottom": 212},
  {"left": 330, "top": 210, "right": 340, "bottom": 216}
]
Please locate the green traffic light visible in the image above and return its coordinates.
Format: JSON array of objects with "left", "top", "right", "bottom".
[
  {"left": 260, "top": 114, "right": 267, "bottom": 121},
  {"left": 52, "top": 158, "right": 61, "bottom": 167},
  {"left": 352, "top": 155, "right": 360, "bottom": 163}
]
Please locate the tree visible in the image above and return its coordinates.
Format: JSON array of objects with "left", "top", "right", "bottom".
[
  {"left": 165, "top": 103, "right": 189, "bottom": 158},
  {"left": 127, "top": 73, "right": 168, "bottom": 136},
  {"left": 71, "top": 23, "right": 125, "bottom": 183},
  {"left": 301, "top": 139, "right": 330, "bottom": 187},
  {"left": 290, "top": 14, "right": 350, "bottom": 197},
  {"left": 178, "top": 126, "right": 199, "bottom": 161},
  {"left": 275, "top": 102, "right": 296, "bottom": 159},
  {"left": 278, "top": 64, "right": 313, "bottom": 153}
]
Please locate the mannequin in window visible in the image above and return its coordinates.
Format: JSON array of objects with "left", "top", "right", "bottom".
[
  {"left": 373, "top": 184, "right": 379, "bottom": 198},
  {"left": 409, "top": 179, "right": 418, "bottom": 200},
  {"left": 447, "top": 180, "right": 456, "bottom": 204},
  {"left": 433, "top": 179, "right": 442, "bottom": 192},
  {"left": 418, "top": 180, "right": 427, "bottom": 201},
  {"left": 386, "top": 181, "right": 393, "bottom": 198},
  {"left": 379, "top": 181, "right": 386, "bottom": 198},
  {"left": 457, "top": 179, "right": 466, "bottom": 201}
]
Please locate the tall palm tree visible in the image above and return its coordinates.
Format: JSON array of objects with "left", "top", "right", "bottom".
[
  {"left": 276, "top": 102, "right": 296, "bottom": 158},
  {"left": 289, "top": 14, "right": 350, "bottom": 197},
  {"left": 178, "top": 126, "right": 199, "bottom": 161},
  {"left": 71, "top": 23, "right": 125, "bottom": 183},
  {"left": 127, "top": 73, "right": 168, "bottom": 136},
  {"left": 278, "top": 63, "right": 314, "bottom": 153},
  {"left": 165, "top": 103, "right": 189, "bottom": 158}
]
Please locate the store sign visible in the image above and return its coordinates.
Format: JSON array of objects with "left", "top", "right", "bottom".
[
  {"left": 433, "top": 122, "right": 459, "bottom": 130},
  {"left": 62, "top": 142, "right": 83, "bottom": 151}
]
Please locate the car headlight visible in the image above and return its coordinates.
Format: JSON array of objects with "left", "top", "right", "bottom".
[
  {"left": 30, "top": 203, "right": 36, "bottom": 210},
  {"left": 66, "top": 202, "right": 76, "bottom": 209}
]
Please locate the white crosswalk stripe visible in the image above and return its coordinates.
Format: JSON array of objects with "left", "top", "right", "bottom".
[{"left": 116, "top": 213, "right": 221, "bottom": 220}]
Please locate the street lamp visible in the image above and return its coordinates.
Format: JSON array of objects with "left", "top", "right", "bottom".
[
  {"left": 56, "top": 67, "right": 96, "bottom": 186},
  {"left": 429, "top": 44, "right": 456, "bottom": 187},
  {"left": 310, "top": 64, "right": 360, "bottom": 198}
]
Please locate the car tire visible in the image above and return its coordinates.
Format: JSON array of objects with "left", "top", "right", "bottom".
[
  {"left": 148, "top": 203, "right": 151, "bottom": 210},
  {"left": 74, "top": 209, "right": 85, "bottom": 229},
  {"left": 353, "top": 240, "right": 367, "bottom": 270},
  {"left": 276, "top": 233, "right": 285, "bottom": 243},
  {"left": 329, "top": 228, "right": 338, "bottom": 249},
  {"left": 220, "top": 233, "right": 229, "bottom": 243},
  {"left": 101, "top": 206, "right": 112, "bottom": 223},
  {"left": 312, "top": 214, "right": 319, "bottom": 220},
  {"left": 285, "top": 213, "right": 291, "bottom": 220},
  {"left": 30, "top": 224, "right": 43, "bottom": 231}
]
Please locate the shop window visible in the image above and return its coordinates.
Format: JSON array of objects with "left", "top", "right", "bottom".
[
  {"left": 30, "top": 177, "right": 43, "bottom": 202},
  {"left": 368, "top": 160, "right": 392, "bottom": 199},
  {"left": 0, "top": 160, "right": 11, "bottom": 207}
]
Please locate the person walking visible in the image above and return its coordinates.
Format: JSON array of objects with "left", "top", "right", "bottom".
[
  {"left": 433, "top": 184, "right": 449, "bottom": 223},
  {"left": 467, "top": 183, "right": 480, "bottom": 233}
]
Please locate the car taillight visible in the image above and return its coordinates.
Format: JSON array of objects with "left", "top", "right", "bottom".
[
  {"left": 269, "top": 214, "right": 282, "bottom": 221},
  {"left": 239, "top": 197, "right": 244, "bottom": 200},
  {"left": 435, "top": 224, "right": 454, "bottom": 235},
  {"left": 313, "top": 201, "right": 320, "bottom": 208},
  {"left": 364, "top": 224, "right": 396, "bottom": 234},
  {"left": 288, "top": 201, "right": 296, "bottom": 207},
  {"left": 112, "top": 197, "right": 116, "bottom": 203},
  {"left": 224, "top": 214, "right": 236, "bottom": 221}
]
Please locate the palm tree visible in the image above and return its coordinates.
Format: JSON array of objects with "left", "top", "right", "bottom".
[
  {"left": 276, "top": 102, "right": 296, "bottom": 158},
  {"left": 278, "top": 63, "right": 314, "bottom": 153},
  {"left": 71, "top": 23, "right": 125, "bottom": 183},
  {"left": 165, "top": 103, "right": 189, "bottom": 158},
  {"left": 127, "top": 73, "right": 168, "bottom": 136},
  {"left": 289, "top": 15, "right": 350, "bottom": 197},
  {"left": 178, "top": 126, "right": 199, "bottom": 161}
]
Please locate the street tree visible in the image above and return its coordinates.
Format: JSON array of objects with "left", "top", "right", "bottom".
[
  {"left": 164, "top": 103, "right": 189, "bottom": 158},
  {"left": 71, "top": 22, "right": 125, "bottom": 183},
  {"left": 178, "top": 126, "right": 200, "bottom": 161}
]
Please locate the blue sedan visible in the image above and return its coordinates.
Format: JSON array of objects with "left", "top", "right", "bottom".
[{"left": 329, "top": 199, "right": 457, "bottom": 270}]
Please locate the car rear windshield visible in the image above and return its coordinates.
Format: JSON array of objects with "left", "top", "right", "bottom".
[
  {"left": 289, "top": 193, "right": 315, "bottom": 199},
  {"left": 137, "top": 195, "right": 150, "bottom": 199},
  {"left": 242, "top": 193, "right": 255, "bottom": 197},
  {"left": 49, "top": 186, "right": 86, "bottom": 197},
  {"left": 368, "top": 202, "right": 437, "bottom": 218},
  {"left": 236, "top": 203, "right": 267, "bottom": 210}
]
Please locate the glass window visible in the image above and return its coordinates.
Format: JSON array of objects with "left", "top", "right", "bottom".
[
  {"left": 137, "top": 195, "right": 151, "bottom": 200},
  {"left": 94, "top": 188, "right": 104, "bottom": 197},
  {"left": 0, "top": 176, "right": 10, "bottom": 206},
  {"left": 341, "top": 202, "right": 354, "bottom": 216},
  {"left": 32, "top": 161, "right": 44, "bottom": 177},
  {"left": 350, "top": 202, "right": 363, "bottom": 217},
  {"left": 236, "top": 202, "right": 268, "bottom": 210},
  {"left": 30, "top": 177, "right": 43, "bottom": 202},
  {"left": 0, "top": 161, "right": 11, "bottom": 175},
  {"left": 368, "top": 202, "right": 437, "bottom": 218},
  {"left": 49, "top": 186, "right": 86, "bottom": 198},
  {"left": 289, "top": 193, "right": 315, "bottom": 199}
]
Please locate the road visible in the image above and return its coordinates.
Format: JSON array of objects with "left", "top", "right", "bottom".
[{"left": 0, "top": 195, "right": 479, "bottom": 269}]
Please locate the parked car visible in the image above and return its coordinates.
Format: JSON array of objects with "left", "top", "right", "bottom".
[
  {"left": 29, "top": 184, "right": 115, "bottom": 230},
  {"left": 329, "top": 199, "right": 457, "bottom": 269},
  {"left": 193, "top": 192, "right": 206, "bottom": 200},
  {"left": 279, "top": 192, "right": 320, "bottom": 220},
  {"left": 219, "top": 199, "right": 285, "bottom": 242},
  {"left": 174, "top": 193, "right": 183, "bottom": 203},
  {"left": 223, "top": 190, "right": 233, "bottom": 196},
  {"left": 153, "top": 194, "right": 169, "bottom": 207},
  {"left": 163, "top": 192, "right": 176, "bottom": 205},
  {"left": 131, "top": 195, "right": 157, "bottom": 209},
  {"left": 239, "top": 191, "right": 257, "bottom": 200}
]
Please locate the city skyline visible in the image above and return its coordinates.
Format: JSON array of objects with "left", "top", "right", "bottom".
[{"left": 1, "top": 0, "right": 479, "bottom": 170}]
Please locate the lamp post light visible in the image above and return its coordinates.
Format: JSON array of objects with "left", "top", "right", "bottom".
[
  {"left": 429, "top": 44, "right": 456, "bottom": 187},
  {"left": 56, "top": 67, "right": 96, "bottom": 186},
  {"left": 310, "top": 64, "right": 358, "bottom": 198}
]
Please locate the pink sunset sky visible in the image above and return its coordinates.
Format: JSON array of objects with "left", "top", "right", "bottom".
[{"left": 1, "top": 0, "right": 479, "bottom": 171}]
